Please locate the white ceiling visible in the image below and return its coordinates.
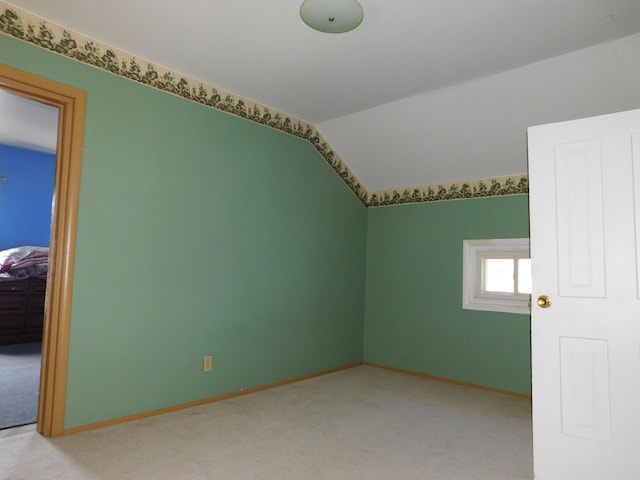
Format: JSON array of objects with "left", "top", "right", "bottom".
[
  {"left": 0, "top": 89, "right": 58, "bottom": 154},
  {"left": 5, "top": 0, "right": 640, "bottom": 191}
]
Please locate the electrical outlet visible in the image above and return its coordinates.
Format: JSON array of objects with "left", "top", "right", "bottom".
[{"left": 203, "top": 355, "right": 213, "bottom": 372}]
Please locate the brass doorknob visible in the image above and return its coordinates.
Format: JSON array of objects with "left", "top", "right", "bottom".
[{"left": 537, "top": 295, "right": 551, "bottom": 308}]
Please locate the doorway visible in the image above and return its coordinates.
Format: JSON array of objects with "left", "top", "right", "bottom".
[
  {"left": 0, "top": 64, "right": 86, "bottom": 437},
  {"left": 0, "top": 90, "right": 57, "bottom": 430}
]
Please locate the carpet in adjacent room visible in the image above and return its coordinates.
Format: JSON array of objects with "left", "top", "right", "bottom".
[{"left": 0, "top": 342, "right": 41, "bottom": 430}]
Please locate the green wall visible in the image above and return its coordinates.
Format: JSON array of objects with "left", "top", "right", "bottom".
[
  {"left": 364, "top": 195, "right": 531, "bottom": 395},
  {"left": 1, "top": 34, "right": 367, "bottom": 428},
  {"left": 2, "top": 31, "right": 534, "bottom": 431}
]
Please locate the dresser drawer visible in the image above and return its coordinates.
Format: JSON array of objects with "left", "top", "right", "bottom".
[
  {"left": 29, "top": 295, "right": 45, "bottom": 313},
  {"left": 0, "top": 282, "right": 28, "bottom": 294},
  {"left": 27, "top": 312, "right": 44, "bottom": 330},
  {"left": 30, "top": 279, "right": 47, "bottom": 294},
  {"left": 0, "top": 314, "right": 26, "bottom": 332},
  {"left": 0, "top": 295, "right": 28, "bottom": 313}
]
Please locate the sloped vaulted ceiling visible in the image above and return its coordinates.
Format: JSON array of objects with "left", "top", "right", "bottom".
[{"left": 2, "top": 0, "right": 640, "bottom": 206}]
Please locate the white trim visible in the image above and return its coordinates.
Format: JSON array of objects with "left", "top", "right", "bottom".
[{"left": 462, "top": 238, "right": 531, "bottom": 315}]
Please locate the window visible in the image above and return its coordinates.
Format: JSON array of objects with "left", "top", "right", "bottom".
[{"left": 462, "top": 238, "right": 531, "bottom": 315}]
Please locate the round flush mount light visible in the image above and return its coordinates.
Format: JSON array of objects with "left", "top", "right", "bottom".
[{"left": 300, "top": 0, "right": 364, "bottom": 34}]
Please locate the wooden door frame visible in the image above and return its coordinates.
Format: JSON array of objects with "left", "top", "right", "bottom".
[{"left": 0, "top": 64, "right": 86, "bottom": 437}]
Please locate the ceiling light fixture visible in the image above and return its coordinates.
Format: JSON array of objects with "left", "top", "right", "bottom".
[{"left": 300, "top": 0, "right": 364, "bottom": 34}]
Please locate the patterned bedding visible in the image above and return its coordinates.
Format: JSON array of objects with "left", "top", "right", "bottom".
[{"left": 0, "top": 246, "right": 49, "bottom": 281}]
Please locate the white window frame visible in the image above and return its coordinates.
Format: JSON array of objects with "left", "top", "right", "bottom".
[{"left": 462, "top": 238, "right": 531, "bottom": 315}]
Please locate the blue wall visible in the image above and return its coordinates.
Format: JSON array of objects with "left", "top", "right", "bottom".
[{"left": 0, "top": 143, "right": 56, "bottom": 250}]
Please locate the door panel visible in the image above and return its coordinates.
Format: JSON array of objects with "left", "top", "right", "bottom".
[
  {"left": 559, "top": 337, "right": 611, "bottom": 441},
  {"left": 555, "top": 140, "right": 605, "bottom": 297},
  {"left": 631, "top": 134, "right": 640, "bottom": 299}
]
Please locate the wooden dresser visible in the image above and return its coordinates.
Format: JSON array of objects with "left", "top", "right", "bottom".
[{"left": 0, "top": 278, "right": 46, "bottom": 344}]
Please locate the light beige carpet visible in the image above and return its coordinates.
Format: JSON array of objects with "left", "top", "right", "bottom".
[{"left": 0, "top": 365, "right": 533, "bottom": 479}]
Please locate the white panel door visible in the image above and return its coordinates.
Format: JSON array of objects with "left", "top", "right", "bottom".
[{"left": 529, "top": 109, "right": 640, "bottom": 479}]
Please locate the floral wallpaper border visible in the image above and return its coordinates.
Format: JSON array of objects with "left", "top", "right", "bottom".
[
  {"left": 0, "top": 2, "right": 528, "bottom": 208},
  {"left": 0, "top": 2, "right": 367, "bottom": 204},
  {"left": 367, "top": 175, "right": 528, "bottom": 207}
]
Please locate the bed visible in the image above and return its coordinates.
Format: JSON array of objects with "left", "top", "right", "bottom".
[{"left": 0, "top": 247, "right": 49, "bottom": 344}]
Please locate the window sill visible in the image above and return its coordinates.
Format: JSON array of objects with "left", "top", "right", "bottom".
[{"left": 463, "top": 297, "right": 531, "bottom": 315}]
